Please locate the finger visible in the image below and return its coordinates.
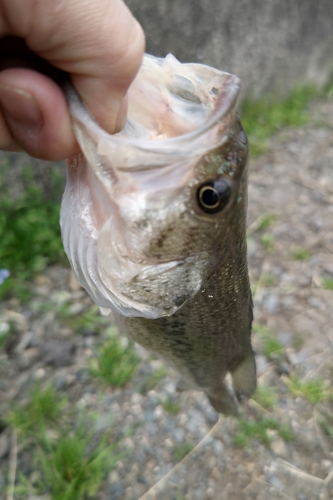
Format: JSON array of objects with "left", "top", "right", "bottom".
[
  {"left": 0, "top": 68, "right": 80, "bottom": 160},
  {"left": 2, "top": 0, "right": 145, "bottom": 133}
]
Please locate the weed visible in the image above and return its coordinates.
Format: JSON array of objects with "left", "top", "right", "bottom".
[
  {"left": 71, "top": 306, "right": 109, "bottom": 335},
  {"left": 260, "top": 233, "right": 275, "bottom": 252},
  {"left": 257, "top": 213, "right": 275, "bottom": 231},
  {"left": 291, "top": 333, "right": 305, "bottom": 350},
  {"left": 322, "top": 277, "right": 333, "bottom": 291},
  {"left": 253, "top": 324, "right": 284, "bottom": 360},
  {"left": 0, "top": 167, "right": 66, "bottom": 301},
  {"left": 36, "top": 422, "right": 121, "bottom": 500},
  {"left": 8, "top": 383, "right": 65, "bottom": 434},
  {"left": 234, "top": 417, "right": 294, "bottom": 447},
  {"left": 141, "top": 366, "right": 168, "bottom": 392},
  {"left": 319, "top": 411, "right": 333, "bottom": 441},
  {"left": 286, "top": 375, "right": 332, "bottom": 405},
  {"left": 241, "top": 86, "right": 317, "bottom": 157},
  {"left": 260, "top": 273, "right": 276, "bottom": 288},
  {"left": 161, "top": 397, "right": 181, "bottom": 415},
  {"left": 290, "top": 247, "right": 312, "bottom": 261},
  {"left": 91, "top": 330, "right": 139, "bottom": 387},
  {"left": 252, "top": 385, "right": 278, "bottom": 410},
  {"left": 175, "top": 441, "right": 194, "bottom": 462}
]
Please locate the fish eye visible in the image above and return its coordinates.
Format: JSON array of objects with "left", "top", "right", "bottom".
[{"left": 197, "top": 179, "right": 231, "bottom": 214}]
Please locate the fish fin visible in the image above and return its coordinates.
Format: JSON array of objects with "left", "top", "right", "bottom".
[
  {"left": 231, "top": 350, "right": 257, "bottom": 399},
  {"left": 207, "top": 384, "right": 238, "bottom": 416}
]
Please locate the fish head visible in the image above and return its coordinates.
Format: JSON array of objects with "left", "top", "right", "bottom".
[{"left": 61, "top": 55, "right": 248, "bottom": 319}]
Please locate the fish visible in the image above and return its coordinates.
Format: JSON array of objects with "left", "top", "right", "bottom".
[{"left": 60, "top": 54, "right": 256, "bottom": 415}]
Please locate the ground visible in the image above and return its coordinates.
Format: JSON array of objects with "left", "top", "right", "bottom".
[{"left": 0, "top": 96, "right": 333, "bottom": 500}]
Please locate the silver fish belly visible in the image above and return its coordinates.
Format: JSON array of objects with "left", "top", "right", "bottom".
[{"left": 60, "top": 54, "right": 256, "bottom": 414}]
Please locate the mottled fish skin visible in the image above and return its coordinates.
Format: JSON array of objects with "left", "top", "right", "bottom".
[
  {"left": 113, "top": 117, "right": 255, "bottom": 415},
  {"left": 61, "top": 54, "right": 256, "bottom": 415}
]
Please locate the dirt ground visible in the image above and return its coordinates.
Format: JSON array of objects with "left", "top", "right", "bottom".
[{"left": 0, "top": 96, "right": 333, "bottom": 500}]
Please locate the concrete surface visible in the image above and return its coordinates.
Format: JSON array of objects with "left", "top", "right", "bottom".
[{"left": 125, "top": 0, "right": 333, "bottom": 98}]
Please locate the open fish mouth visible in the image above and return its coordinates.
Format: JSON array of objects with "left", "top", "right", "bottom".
[{"left": 60, "top": 54, "right": 242, "bottom": 319}]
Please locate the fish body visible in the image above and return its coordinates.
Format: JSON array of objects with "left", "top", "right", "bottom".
[{"left": 61, "top": 54, "right": 256, "bottom": 414}]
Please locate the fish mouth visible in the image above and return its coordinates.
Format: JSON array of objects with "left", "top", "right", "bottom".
[{"left": 65, "top": 54, "right": 240, "bottom": 174}]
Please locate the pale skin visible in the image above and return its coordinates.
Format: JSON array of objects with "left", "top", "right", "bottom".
[{"left": 0, "top": 0, "right": 145, "bottom": 160}]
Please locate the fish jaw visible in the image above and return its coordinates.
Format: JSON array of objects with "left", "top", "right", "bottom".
[{"left": 61, "top": 54, "right": 243, "bottom": 319}]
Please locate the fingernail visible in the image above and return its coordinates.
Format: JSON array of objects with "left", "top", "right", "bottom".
[{"left": 0, "top": 86, "right": 43, "bottom": 135}]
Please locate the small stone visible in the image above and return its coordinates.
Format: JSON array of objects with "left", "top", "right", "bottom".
[
  {"left": 270, "top": 438, "right": 288, "bottom": 458},
  {"left": 172, "top": 428, "right": 185, "bottom": 443},
  {"left": 262, "top": 294, "right": 279, "bottom": 314},
  {"left": 277, "top": 331, "right": 292, "bottom": 346},
  {"left": 108, "top": 482, "right": 125, "bottom": 500},
  {"left": 0, "top": 429, "right": 9, "bottom": 459},
  {"left": 15, "top": 331, "right": 33, "bottom": 353},
  {"left": 205, "top": 406, "right": 219, "bottom": 426},
  {"left": 33, "top": 368, "right": 46, "bottom": 380},
  {"left": 19, "top": 347, "right": 40, "bottom": 369},
  {"left": 50, "top": 290, "right": 71, "bottom": 305},
  {"left": 0, "top": 322, "right": 10, "bottom": 336},
  {"left": 68, "top": 302, "right": 85, "bottom": 316},
  {"left": 42, "top": 339, "right": 75, "bottom": 367},
  {"left": 69, "top": 270, "right": 82, "bottom": 291}
]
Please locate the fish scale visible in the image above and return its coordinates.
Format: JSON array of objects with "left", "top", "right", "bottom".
[{"left": 61, "top": 54, "right": 256, "bottom": 414}]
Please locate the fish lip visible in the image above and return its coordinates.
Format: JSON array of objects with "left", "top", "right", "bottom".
[
  {"left": 66, "top": 78, "right": 239, "bottom": 149},
  {"left": 64, "top": 54, "right": 240, "bottom": 161}
]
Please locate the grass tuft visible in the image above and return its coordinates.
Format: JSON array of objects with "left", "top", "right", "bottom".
[
  {"left": 260, "top": 233, "right": 275, "bottom": 252},
  {"left": 252, "top": 385, "right": 278, "bottom": 410},
  {"left": 0, "top": 167, "right": 66, "bottom": 301},
  {"left": 241, "top": 86, "right": 317, "bottom": 157},
  {"left": 290, "top": 247, "right": 312, "bottom": 261},
  {"left": 91, "top": 329, "right": 139, "bottom": 387},
  {"left": 286, "top": 375, "right": 332, "bottom": 405},
  {"left": 322, "top": 277, "right": 333, "bottom": 291},
  {"left": 175, "top": 441, "right": 194, "bottom": 462},
  {"left": 8, "top": 383, "right": 65, "bottom": 434},
  {"left": 234, "top": 417, "right": 294, "bottom": 447},
  {"left": 37, "top": 423, "right": 121, "bottom": 500},
  {"left": 253, "top": 324, "right": 284, "bottom": 360}
]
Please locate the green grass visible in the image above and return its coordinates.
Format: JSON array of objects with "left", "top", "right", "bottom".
[
  {"left": 260, "top": 273, "right": 276, "bottom": 288},
  {"left": 0, "top": 167, "right": 66, "bottom": 301},
  {"left": 175, "top": 441, "right": 194, "bottom": 461},
  {"left": 290, "top": 247, "right": 312, "bottom": 261},
  {"left": 260, "top": 233, "right": 275, "bottom": 252},
  {"left": 139, "top": 366, "right": 168, "bottom": 393},
  {"left": 322, "top": 277, "right": 333, "bottom": 291},
  {"left": 8, "top": 383, "right": 65, "bottom": 434},
  {"left": 256, "top": 213, "right": 275, "bottom": 231},
  {"left": 36, "top": 423, "right": 121, "bottom": 500},
  {"left": 286, "top": 375, "right": 332, "bottom": 405},
  {"left": 241, "top": 86, "right": 318, "bottom": 157},
  {"left": 161, "top": 396, "right": 181, "bottom": 415},
  {"left": 6, "top": 381, "right": 124, "bottom": 499},
  {"left": 252, "top": 385, "right": 278, "bottom": 410},
  {"left": 234, "top": 417, "right": 294, "bottom": 447},
  {"left": 90, "top": 329, "right": 139, "bottom": 387},
  {"left": 253, "top": 324, "right": 284, "bottom": 360}
]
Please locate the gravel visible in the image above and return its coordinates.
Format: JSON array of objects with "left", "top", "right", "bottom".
[{"left": 0, "top": 97, "right": 333, "bottom": 499}]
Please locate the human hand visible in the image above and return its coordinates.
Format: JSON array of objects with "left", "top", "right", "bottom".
[{"left": 0, "top": 0, "right": 145, "bottom": 160}]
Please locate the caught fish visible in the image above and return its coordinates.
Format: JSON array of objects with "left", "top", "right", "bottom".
[{"left": 60, "top": 54, "right": 256, "bottom": 415}]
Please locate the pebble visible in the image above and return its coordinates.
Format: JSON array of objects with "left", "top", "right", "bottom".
[
  {"left": 41, "top": 339, "right": 75, "bottom": 367},
  {"left": 270, "top": 438, "right": 289, "bottom": 458},
  {"left": 262, "top": 294, "right": 280, "bottom": 314},
  {"left": 15, "top": 330, "right": 33, "bottom": 353}
]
